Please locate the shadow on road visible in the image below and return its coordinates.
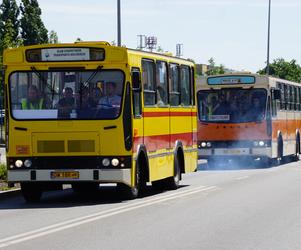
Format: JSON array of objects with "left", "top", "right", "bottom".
[{"left": 0, "top": 184, "right": 189, "bottom": 210}]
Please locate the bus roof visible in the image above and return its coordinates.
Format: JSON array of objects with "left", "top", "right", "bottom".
[
  {"left": 3, "top": 41, "right": 194, "bottom": 67},
  {"left": 197, "top": 73, "right": 301, "bottom": 90}
]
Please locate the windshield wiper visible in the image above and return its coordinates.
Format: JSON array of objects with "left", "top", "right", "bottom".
[{"left": 79, "top": 65, "right": 103, "bottom": 108}]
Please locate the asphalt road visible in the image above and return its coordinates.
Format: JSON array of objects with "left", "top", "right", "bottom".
[{"left": 1, "top": 159, "right": 301, "bottom": 250}]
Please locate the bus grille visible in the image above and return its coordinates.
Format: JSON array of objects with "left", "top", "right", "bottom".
[
  {"left": 68, "top": 140, "right": 95, "bottom": 152},
  {"left": 37, "top": 141, "right": 65, "bottom": 153}
]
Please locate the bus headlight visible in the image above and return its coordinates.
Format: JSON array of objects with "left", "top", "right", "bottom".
[
  {"left": 258, "top": 141, "right": 265, "bottom": 147},
  {"left": 15, "top": 160, "right": 23, "bottom": 168},
  {"left": 253, "top": 141, "right": 259, "bottom": 147},
  {"left": 201, "top": 142, "right": 207, "bottom": 148},
  {"left": 111, "top": 158, "right": 119, "bottom": 167},
  {"left": 24, "top": 159, "right": 32, "bottom": 168},
  {"left": 102, "top": 158, "right": 110, "bottom": 167},
  {"left": 206, "top": 142, "right": 212, "bottom": 147}
]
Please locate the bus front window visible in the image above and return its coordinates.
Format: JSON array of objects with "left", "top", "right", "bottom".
[
  {"left": 198, "top": 89, "right": 267, "bottom": 123},
  {"left": 9, "top": 70, "right": 124, "bottom": 120}
]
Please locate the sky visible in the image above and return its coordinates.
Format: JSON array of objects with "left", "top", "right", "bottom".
[{"left": 22, "top": 0, "right": 301, "bottom": 72}]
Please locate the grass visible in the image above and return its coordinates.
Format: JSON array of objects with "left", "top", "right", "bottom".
[{"left": 0, "top": 163, "right": 6, "bottom": 180}]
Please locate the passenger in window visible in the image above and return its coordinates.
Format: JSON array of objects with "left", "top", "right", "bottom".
[
  {"left": 214, "top": 94, "right": 228, "bottom": 115},
  {"left": 157, "top": 85, "right": 166, "bottom": 106},
  {"left": 203, "top": 96, "right": 219, "bottom": 116},
  {"left": 248, "top": 96, "right": 264, "bottom": 121},
  {"left": 98, "top": 82, "right": 121, "bottom": 108},
  {"left": 21, "top": 85, "right": 46, "bottom": 110},
  {"left": 88, "top": 87, "right": 102, "bottom": 108},
  {"left": 57, "top": 87, "right": 75, "bottom": 118}
]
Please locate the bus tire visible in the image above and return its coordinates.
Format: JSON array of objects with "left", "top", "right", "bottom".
[
  {"left": 21, "top": 183, "right": 42, "bottom": 203},
  {"left": 277, "top": 136, "right": 283, "bottom": 165},
  {"left": 294, "top": 134, "right": 300, "bottom": 162},
  {"left": 117, "top": 158, "right": 146, "bottom": 199},
  {"left": 164, "top": 155, "right": 181, "bottom": 190}
]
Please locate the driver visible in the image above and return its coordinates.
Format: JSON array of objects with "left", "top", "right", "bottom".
[{"left": 97, "top": 82, "right": 121, "bottom": 108}]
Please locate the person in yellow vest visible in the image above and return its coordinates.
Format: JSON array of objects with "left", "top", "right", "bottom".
[{"left": 21, "top": 85, "right": 45, "bottom": 110}]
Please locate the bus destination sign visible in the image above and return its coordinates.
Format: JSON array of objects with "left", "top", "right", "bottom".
[
  {"left": 207, "top": 75, "right": 255, "bottom": 85},
  {"left": 41, "top": 48, "right": 90, "bottom": 61}
]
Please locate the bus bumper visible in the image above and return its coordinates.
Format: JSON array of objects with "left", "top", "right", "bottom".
[
  {"left": 198, "top": 147, "right": 272, "bottom": 159},
  {"left": 8, "top": 169, "right": 132, "bottom": 186}
]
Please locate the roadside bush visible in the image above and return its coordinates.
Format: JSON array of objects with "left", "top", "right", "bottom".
[{"left": 0, "top": 164, "right": 7, "bottom": 180}]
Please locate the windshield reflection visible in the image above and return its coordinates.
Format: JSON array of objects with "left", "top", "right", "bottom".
[{"left": 198, "top": 89, "right": 267, "bottom": 123}]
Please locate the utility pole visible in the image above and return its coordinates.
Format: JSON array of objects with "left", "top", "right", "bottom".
[
  {"left": 266, "top": 0, "right": 271, "bottom": 75},
  {"left": 117, "top": 0, "right": 121, "bottom": 46}
]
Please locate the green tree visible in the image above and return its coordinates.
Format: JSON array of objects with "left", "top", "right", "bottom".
[
  {"left": 206, "top": 57, "right": 225, "bottom": 75},
  {"left": 0, "top": 0, "right": 20, "bottom": 46},
  {"left": 20, "top": 0, "right": 48, "bottom": 45},
  {"left": 258, "top": 58, "right": 301, "bottom": 82},
  {"left": 48, "top": 30, "right": 58, "bottom": 44}
]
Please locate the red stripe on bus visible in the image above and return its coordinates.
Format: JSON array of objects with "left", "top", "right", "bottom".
[
  {"left": 143, "top": 111, "right": 197, "bottom": 117},
  {"left": 133, "top": 132, "right": 197, "bottom": 152}
]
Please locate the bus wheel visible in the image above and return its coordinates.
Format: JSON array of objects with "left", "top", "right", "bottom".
[
  {"left": 21, "top": 183, "right": 42, "bottom": 202},
  {"left": 277, "top": 138, "right": 283, "bottom": 165},
  {"left": 293, "top": 136, "right": 300, "bottom": 162},
  {"left": 117, "top": 160, "right": 145, "bottom": 199},
  {"left": 164, "top": 155, "right": 181, "bottom": 190}
]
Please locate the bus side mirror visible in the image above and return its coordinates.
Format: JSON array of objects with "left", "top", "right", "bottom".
[
  {"left": 132, "top": 71, "right": 141, "bottom": 91},
  {"left": 273, "top": 89, "right": 281, "bottom": 100}
]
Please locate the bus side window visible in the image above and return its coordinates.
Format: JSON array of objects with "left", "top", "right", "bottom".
[
  {"left": 271, "top": 89, "right": 277, "bottom": 117},
  {"left": 190, "top": 67, "right": 195, "bottom": 106},
  {"left": 180, "top": 65, "right": 191, "bottom": 106},
  {"left": 169, "top": 63, "right": 180, "bottom": 106},
  {"left": 293, "top": 87, "right": 298, "bottom": 111},
  {"left": 289, "top": 86, "right": 294, "bottom": 110},
  {"left": 284, "top": 84, "right": 288, "bottom": 110},
  {"left": 142, "top": 59, "right": 156, "bottom": 106},
  {"left": 277, "top": 83, "right": 282, "bottom": 110},
  {"left": 156, "top": 61, "right": 168, "bottom": 106},
  {"left": 298, "top": 87, "right": 301, "bottom": 110}
]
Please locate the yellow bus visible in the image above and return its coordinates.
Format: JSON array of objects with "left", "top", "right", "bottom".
[{"left": 3, "top": 41, "right": 198, "bottom": 202}]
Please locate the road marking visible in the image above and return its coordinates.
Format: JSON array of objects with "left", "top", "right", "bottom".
[
  {"left": 235, "top": 176, "right": 249, "bottom": 181},
  {"left": 0, "top": 185, "right": 217, "bottom": 248}
]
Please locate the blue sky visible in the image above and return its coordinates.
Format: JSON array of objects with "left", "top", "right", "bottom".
[{"left": 34, "top": 0, "right": 301, "bottom": 72}]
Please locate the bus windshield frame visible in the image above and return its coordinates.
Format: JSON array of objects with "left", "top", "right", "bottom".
[
  {"left": 9, "top": 69, "right": 125, "bottom": 121},
  {"left": 198, "top": 88, "right": 267, "bottom": 123}
]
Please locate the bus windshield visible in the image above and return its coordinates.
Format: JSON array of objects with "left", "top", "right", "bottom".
[
  {"left": 198, "top": 89, "right": 267, "bottom": 123},
  {"left": 9, "top": 70, "right": 124, "bottom": 120}
]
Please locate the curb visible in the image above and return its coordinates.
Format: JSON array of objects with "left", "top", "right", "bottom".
[{"left": 0, "top": 189, "right": 21, "bottom": 200}]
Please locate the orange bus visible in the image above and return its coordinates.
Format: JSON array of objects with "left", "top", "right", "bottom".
[
  {"left": 197, "top": 73, "right": 301, "bottom": 167},
  {"left": 4, "top": 41, "right": 198, "bottom": 201}
]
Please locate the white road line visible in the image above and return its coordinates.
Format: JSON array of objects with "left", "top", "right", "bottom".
[
  {"left": 0, "top": 185, "right": 217, "bottom": 248},
  {"left": 235, "top": 176, "right": 249, "bottom": 181}
]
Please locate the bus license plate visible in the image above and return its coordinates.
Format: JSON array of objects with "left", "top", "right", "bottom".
[
  {"left": 51, "top": 171, "right": 79, "bottom": 179},
  {"left": 215, "top": 148, "right": 249, "bottom": 155}
]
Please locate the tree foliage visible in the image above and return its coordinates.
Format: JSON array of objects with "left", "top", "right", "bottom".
[
  {"left": 258, "top": 58, "right": 301, "bottom": 82},
  {"left": 20, "top": 0, "right": 48, "bottom": 45},
  {"left": 206, "top": 57, "right": 225, "bottom": 75},
  {"left": 0, "top": 0, "right": 19, "bottom": 45},
  {"left": 48, "top": 30, "right": 58, "bottom": 44}
]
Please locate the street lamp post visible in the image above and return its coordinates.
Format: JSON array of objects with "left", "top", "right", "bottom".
[
  {"left": 266, "top": 0, "right": 271, "bottom": 75},
  {"left": 117, "top": 0, "right": 121, "bottom": 46}
]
